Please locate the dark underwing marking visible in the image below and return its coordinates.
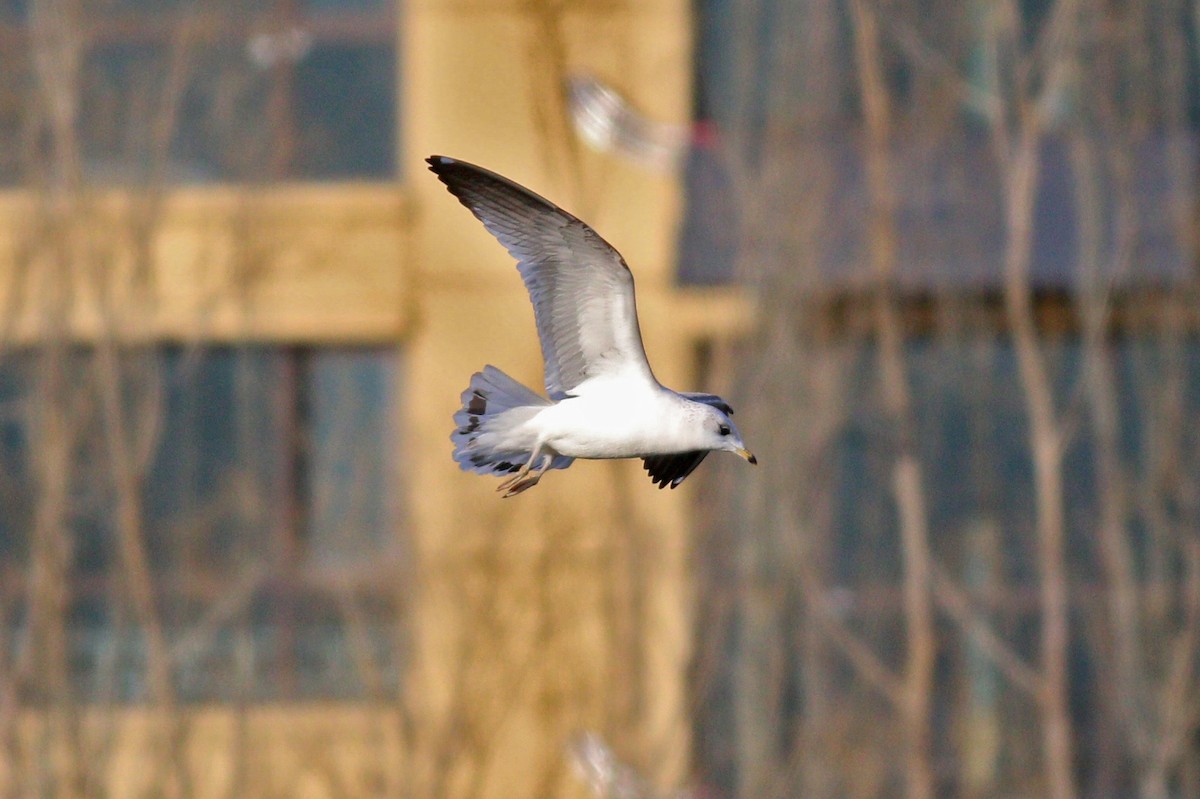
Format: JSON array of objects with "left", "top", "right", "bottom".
[
  {"left": 468, "top": 394, "right": 487, "bottom": 415},
  {"left": 642, "top": 451, "right": 710, "bottom": 489},
  {"left": 466, "top": 415, "right": 480, "bottom": 433},
  {"left": 684, "top": 393, "right": 734, "bottom": 416}
]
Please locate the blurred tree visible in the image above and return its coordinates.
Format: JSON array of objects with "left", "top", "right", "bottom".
[{"left": 690, "top": 1, "right": 1200, "bottom": 798}]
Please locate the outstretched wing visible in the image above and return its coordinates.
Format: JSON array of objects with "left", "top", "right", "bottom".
[{"left": 428, "top": 155, "right": 657, "bottom": 398}]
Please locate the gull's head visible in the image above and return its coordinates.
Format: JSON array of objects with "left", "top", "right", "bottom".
[{"left": 697, "top": 405, "right": 757, "bottom": 465}]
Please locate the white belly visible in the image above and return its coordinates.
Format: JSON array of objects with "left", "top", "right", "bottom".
[{"left": 531, "top": 385, "right": 686, "bottom": 460}]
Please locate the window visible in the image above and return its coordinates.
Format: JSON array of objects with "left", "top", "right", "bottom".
[
  {"left": 0, "top": 0, "right": 396, "bottom": 184},
  {"left": 1, "top": 347, "right": 403, "bottom": 703},
  {"left": 0, "top": 0, "right": 404, "bottom": 704}
]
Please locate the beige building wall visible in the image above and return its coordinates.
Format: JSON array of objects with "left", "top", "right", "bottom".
[{"left": 400, "top": 2, "right": 740, "bottom": 798}]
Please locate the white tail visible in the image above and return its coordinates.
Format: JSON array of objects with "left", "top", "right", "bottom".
[{"left": 451, "top": 366, "right": 574, "bottom": 477}]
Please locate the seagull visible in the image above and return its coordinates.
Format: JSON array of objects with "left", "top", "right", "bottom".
[
  {"left": 428, "top": 155, "right": 756, "bottom": 497},
  {"left": 565, "top": 74, "right": 690, "bottom": 171}
]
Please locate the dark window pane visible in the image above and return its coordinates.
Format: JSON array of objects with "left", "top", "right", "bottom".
[
  {"left": 292, "top": 44, "right": 395, "bottom": 179},
  {"left": 168, "top": 43, "right": 274, "bottom": 181},
  {"left": 303, "top": 0, "right": 387, "bottom": 11},
  {"left": 0, "top": 346, "right": 403, "bottom": 704},
  {"left": 0, "top": 2, "right": 397, "bottom": 184}
]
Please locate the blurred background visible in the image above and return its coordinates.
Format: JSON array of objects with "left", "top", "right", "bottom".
[{"left": 1, "top": 1, "right": 1199, "bottom": 799}]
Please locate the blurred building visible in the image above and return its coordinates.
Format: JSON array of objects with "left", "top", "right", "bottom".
[
  {"left": 6, "top": 2, "right": 1200, "bottom": 799},
  {"left": 0, "top": 1, "right": 750, "bottom": 799},
  {"left": 681, "top": 3, "right": 1200, "bottom": 799}
]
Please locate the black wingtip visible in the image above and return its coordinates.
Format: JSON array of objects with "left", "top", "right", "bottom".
[
  {"left": 426, "top": 155, "right": 477, "bottom": 201},
  {"left": 425, "top": 154, "right": 505, "bottom": 196}
]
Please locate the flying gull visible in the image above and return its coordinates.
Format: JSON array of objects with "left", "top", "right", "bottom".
[{"left": 428, "top": 155, "right": 756, "bottom": 497}]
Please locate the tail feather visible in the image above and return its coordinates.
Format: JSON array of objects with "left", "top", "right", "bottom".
[{"left": 451, "top": 366, "right": 574, "bottom": 477}]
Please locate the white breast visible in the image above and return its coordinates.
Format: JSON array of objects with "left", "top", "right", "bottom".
[{"left": 532, "top": 380, "right": 696, "bottom": 459}]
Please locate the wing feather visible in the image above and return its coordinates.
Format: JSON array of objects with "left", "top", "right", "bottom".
[
  {"left": 428, "top": 155, "right": 656, "bottom": 398},
  {"left": 642, "top": 451, "right": 710, "bottom": 489},
  {"left": 680, "top": 392, "right": 734, "bottom": 416}
]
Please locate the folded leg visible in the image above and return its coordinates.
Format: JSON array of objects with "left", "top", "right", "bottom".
[{"left": 497, "top": 451, "right": 554, "bottom": 497}]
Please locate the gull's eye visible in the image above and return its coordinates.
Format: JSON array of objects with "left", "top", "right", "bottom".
[{"left": 718, "top": 424, "right": 731, "bottom": 436}]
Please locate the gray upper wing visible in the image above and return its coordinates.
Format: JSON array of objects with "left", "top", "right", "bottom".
[
  {"left": 428, "top": 155, "right": 656, "bottom": 398},
  {"left": 679, "top": 392, "right": 733, "bottom": 416}
]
